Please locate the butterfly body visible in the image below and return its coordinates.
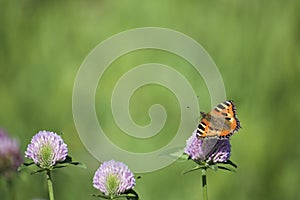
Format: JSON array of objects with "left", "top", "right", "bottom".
[{"left": 196, "top": 100, "right": 241, "bottom": 139}]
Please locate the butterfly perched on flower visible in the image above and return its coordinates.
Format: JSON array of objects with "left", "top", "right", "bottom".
[{"left": 196, "top": 100, "right": 241, "bottom": 139}]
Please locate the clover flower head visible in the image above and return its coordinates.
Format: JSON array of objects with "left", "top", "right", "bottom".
[
  {"left": 206, "top": 139, "right": 231, "bottom": 163},
  {"left": 93, "top": 160, "right": 136, "bottom": 196},
  {"left": 0, "top": 130, "right": 23, "bottom": 177},
  {"left": 184, "top": 130, "right": 231, "bottom": 163},
  {"left": 25, "top": 130, "right": 68, "bottom": 169}
]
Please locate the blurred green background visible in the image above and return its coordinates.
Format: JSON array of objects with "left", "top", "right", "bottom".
[{"left": 1, "top": 0, "right": 300, "bottom": 199}]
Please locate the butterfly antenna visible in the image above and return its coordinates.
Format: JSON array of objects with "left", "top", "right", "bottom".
[{"left": 200, "top": 111, "right": 206, "bottom": 117}]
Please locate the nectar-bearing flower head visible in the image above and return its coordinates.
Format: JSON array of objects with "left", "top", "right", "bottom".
[
  {"left": 93, "top": 160, "right": 136, "bottom": 197},
  {"left": 184, "top": 130, "right": 231, "bottom": 164},
  {"left": 0, "top": 130, "right": 23, "bottom": 178},
  {"left": 25, "top": 130, "right": 68, "bottom": 169}
]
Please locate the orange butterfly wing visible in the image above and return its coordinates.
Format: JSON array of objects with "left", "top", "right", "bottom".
[{"left": 196, "top": 100, "right": 241, "bottom": 139}]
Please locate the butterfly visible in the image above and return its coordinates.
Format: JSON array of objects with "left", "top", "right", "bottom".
[{"left": 196, "top": 100, "right": 241, "bottom": 139}]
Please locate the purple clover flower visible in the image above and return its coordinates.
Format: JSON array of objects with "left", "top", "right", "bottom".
[
  {"left": 0, "top": 130, "right": 23, "bottom": 178},
  {"left": 184, "top": 130, "right": 231, "bottom": 163},
  {"left": 25, "top": 130, "right": 68, "bottom": 169},
  {"left": 93, "top": 160, "right": 136, "bottom": 197}
]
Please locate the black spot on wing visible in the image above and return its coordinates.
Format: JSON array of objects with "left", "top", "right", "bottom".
[
  {"left": 217, "top": 104, "right": 225, "bottom": 109},
  {"left": 198, "top": 123, "right": 205, "bottom": 131},
  {"left": 224, "top": 101, "right": 231, "bottom": 106},
  {"left": 214, "top": 108, "right": 220, "bottom": 112},
  {"left": 225, "top": 117, "right": 231, "bottom": 121}
]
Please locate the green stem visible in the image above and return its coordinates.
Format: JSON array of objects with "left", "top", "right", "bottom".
[
  {"left": 201, "top": 169, "right": 208, "bottom": 200},
  {"left": 7, "top": 179, "right": 16, "bottom": 200},
  {"left": 46, "top": 170, "right": 54, "bottom": 200}
]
